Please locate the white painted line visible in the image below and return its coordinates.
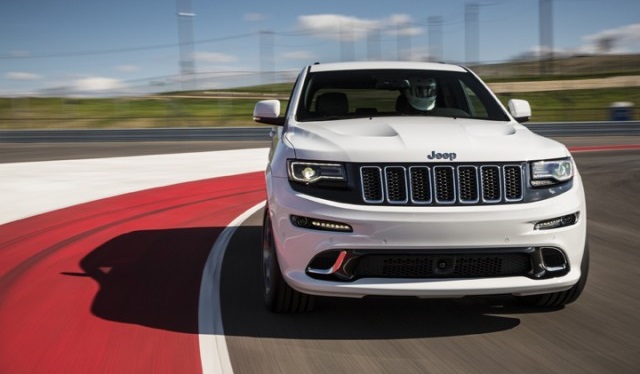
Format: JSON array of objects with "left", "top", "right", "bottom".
[
  {"left": 198, "top": 201, "right": 265, "bottom": 374},
  {"left": 0, "top": 148, "right": 269, "bottom": 225}
]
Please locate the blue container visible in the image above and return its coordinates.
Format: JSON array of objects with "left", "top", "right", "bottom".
[{"left": 609, "top": 102, "right": 634, "bottom": 121}]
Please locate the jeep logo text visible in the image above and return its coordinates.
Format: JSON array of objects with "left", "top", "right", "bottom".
[{"left": 427, "top": 151, "right": 457, "bottom": 160}]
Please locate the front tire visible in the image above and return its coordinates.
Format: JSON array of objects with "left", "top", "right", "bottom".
[
  {"left": 262, "top": 207, "right": 315, "bottom": 313},
  {"left": 518, "top": 242, "right": 590, "bottom": 308}
]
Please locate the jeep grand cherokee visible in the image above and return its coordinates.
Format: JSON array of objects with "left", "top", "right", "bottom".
[{"left": 253, "top": 61, "right": 588, "bottom": 313}]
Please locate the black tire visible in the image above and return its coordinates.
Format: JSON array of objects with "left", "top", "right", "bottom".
[
  {"left": 262, "top": 207, "right": 315, "bottom": 313},
  {"left": 518, "top": 241, "right": 590, "bottom": 308}
]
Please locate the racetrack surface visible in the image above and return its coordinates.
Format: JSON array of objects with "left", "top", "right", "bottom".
[
  {"left": 1, "top": 138, "right": 639, "bottom": 373},
  {"left": 220, "top": 149, "right": 640, "bottom": 374}
]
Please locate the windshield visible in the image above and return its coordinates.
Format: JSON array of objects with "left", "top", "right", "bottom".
[{"left": 295, "top": 69, "right": 510, "bottom": 122}]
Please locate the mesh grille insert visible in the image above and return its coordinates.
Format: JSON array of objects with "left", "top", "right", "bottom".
[
  {"left": 353, "top": 253, "right": 531, "bottom": 278},
  {"left": 481, "top": 166, "right": 501, "bottom": 202},
  {"left": 385, "top": 167, "right": 408, "bottom": 203},
  {"left": 361, "top": 166, "right": 383, "bottom": 203}
]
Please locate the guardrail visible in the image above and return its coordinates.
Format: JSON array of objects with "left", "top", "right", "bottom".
[
  {"left": 0, "top": 127, "right": 272, "bottom": 143},
  {"left": 1, "top": 121, "right": 639, "bottom": 143}
]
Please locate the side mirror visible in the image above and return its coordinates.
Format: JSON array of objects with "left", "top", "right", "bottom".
[
  {"left": 253, "top": 100, "right": 284, "bottom": 126},
  {"left": 508, "top": 99, "right": 531, "bottom": 123}
]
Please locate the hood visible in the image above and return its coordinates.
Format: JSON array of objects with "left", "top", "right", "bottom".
[{"left": 285, "top": 117, "right": 569, "bottom": 163}]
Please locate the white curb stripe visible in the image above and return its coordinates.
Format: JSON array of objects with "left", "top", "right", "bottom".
[
  {"left": 0, "top": 148, "right": 269, "bottom": 225},
  {"left": 198, "top": 201, "right": 265, "bottom": 374}
]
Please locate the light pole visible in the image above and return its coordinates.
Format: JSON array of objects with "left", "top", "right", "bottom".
[
  {"left": 177, "top": 0, "right": 196, "bottom": 90},
  {"left": 539, "top": 0, "right": 554, "bottom": 75},
  {"left": 260, "top": 31, "right": 275, "bottom": 85},
  {"left": 465, "top": 2, "right": 479, "bottom": 66},
  {"left": 428, "top": 16, "right": 443, "bottom": 62}
]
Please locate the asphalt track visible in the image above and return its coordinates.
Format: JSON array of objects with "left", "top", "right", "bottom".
[
  {"left": 1, "top": 137, "right": 639, "bottom": 373},
  {"left": 221, "top": 144, "right": 640, "bottom": 374}
]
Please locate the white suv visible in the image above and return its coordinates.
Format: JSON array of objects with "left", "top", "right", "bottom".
[{"left": 253, "top": 61, "right": 588, "bottom": 312}]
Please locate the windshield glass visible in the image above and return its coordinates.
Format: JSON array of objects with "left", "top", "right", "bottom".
[{"left": 295, "top": 69, "right": 509, "bottom": 122}]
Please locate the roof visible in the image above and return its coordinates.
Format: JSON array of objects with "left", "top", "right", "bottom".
[{"left": 308, "top": 61, "right": 468, "bottom": 73}]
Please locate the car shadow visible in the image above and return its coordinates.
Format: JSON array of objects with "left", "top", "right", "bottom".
[
  {"left": 64, "top": 220, "right": 547, "bottom": 339},
  {"left": 63, "top": 227, "right": 223, "bottom": 334},
  {"left": 220, "top": 224, "right": 538, "bottom": 340}
]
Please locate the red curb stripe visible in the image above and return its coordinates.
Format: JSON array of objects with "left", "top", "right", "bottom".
[{"left": 0, "top": 172, "right": 265, "bottom": 374}]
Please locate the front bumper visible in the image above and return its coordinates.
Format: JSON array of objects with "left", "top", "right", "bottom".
[{"left": 267, "top": 172, "right": 587, "bottom": 298}]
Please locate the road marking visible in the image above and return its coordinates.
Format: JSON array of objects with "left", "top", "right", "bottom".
[{"left": 198, "top": 201, "right": 265, "bottom": 374}]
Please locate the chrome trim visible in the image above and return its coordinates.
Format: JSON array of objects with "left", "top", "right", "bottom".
[
  {"left": 541, "top": 247, "right": 569, "bottom": 272},
  {"left": 307, "top": 250, "right": 348, "bottom": 275},
  {"left": 529, "top": 247, "right": 569, "bottom": 278}
]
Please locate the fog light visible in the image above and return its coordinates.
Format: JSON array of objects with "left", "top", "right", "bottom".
[
  {"left": 290, "top": 215, "right": 353, "bottom": 232},
  {"left": 534, "top": 212, "right": 579, "bottom": 230}
]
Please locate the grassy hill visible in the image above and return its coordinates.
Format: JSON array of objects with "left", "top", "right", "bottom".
[{"left": 474, "top": 54, "right": 640, "bottom": 82}]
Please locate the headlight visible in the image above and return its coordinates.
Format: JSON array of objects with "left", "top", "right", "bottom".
[
  {"left": 530, "top": 157, "right": 573, "bottom": 187},
  {"left": 288, "top": 161, "right": 346, "bottom": 184}
]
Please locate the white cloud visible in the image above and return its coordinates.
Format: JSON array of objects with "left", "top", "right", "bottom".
[
  {"left": 389, "top": 14, "right": 411, "bottom": 25},
  {"left": 297, "top": 14, "right": 423, "bottom": 42},
  {"left": 194, "top": 51, "right": 237, "bottom": 64},
  {"left": 516, "top": 22, "right": 640, "bottom": 61},
  {"left": 388, "top": 15, "right": 423, "bottom": 37},
  {"left": 298, "top": 14, "right": 381, "bottom": 41},
  {"left": 517, "top": 23, "right": 640, "bottom": 60},
  {"left": 283, "top": 50, "right": 316, "bottom": 60},
  {"left": 6, "top": 72, "right": 42, "bottom": 81},
  {"left": 386, "top": 14, "right": 421, "bottom": 36},
  {"left": 385, "top": 14, "right": 424, "bottom": 37},
  {"left": 583, "top": 23, "right": 640, "bottom": 54},
  {"left": 73, "top": 77, "right": 123, "bottom": 92},
  {"left": 388, "top": 25, "right": 423, "bottom": 37}
]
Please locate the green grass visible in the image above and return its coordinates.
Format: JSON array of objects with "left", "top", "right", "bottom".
[
  {"left": 1, "top": 85, "right": 638, "bottom": 129},
  {"left": 0, "top": 96, "right": 267, "bottom": 129},
  {"left": 497, "top": 87, "right": 640, "bottom": 122}
]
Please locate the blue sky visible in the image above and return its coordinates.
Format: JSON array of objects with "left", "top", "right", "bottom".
[{"left": 1, "top": 0, "right": 639, "bottom": 95}]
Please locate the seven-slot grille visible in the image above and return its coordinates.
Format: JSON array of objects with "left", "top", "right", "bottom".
[{"left": 360, "top": 164, "right": 524, "bottom": 205}]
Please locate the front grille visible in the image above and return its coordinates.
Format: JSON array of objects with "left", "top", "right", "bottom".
[
  {"left": 360, "top": 163, "right": 524, "bottom": 205},
  {"left": 352, "top": 253, "right": 531, "bottom": 279}
]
